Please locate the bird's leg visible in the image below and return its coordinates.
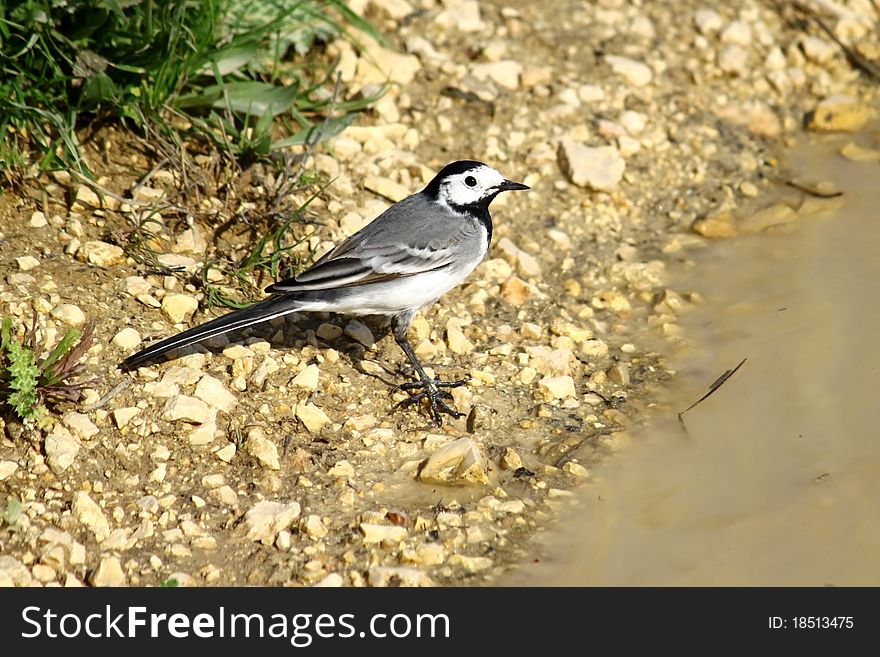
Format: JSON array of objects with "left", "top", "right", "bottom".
[{"left": 390, "top": 319, "right": 466, "bottom": 425}]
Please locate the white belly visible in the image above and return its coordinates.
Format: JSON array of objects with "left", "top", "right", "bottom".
[{"left": 296, "top": 252, "right": 484, "bottom": 316}]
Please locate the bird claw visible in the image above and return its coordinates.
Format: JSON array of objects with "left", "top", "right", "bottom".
[{"left": 392, "top": 378, "right": 466, "bottom": 426}]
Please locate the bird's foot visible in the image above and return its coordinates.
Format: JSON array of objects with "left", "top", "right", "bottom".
[{"left": 392, "top": 378, "right": 467, "bottom": 426}]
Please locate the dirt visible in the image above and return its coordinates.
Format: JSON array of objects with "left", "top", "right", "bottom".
[{"left": 1, "top": 0, "right": 878, "bottom": 587}]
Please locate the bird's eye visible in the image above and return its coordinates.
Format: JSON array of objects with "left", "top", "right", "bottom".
[{"left": 464, "top": 176, "right": 477, "bottom": 187}]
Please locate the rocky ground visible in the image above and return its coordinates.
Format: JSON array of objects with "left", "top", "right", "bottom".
[{"left": 1, "top": 0, "right": 878, "bottom": 587}]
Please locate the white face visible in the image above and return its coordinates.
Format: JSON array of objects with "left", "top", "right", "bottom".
[{"left": 437, "top": 165, "right": 507, "bottom": 206}]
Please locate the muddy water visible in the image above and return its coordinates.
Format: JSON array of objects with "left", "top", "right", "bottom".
[{"left": 505, "top": 137, "right": 880, "bottom": 586}]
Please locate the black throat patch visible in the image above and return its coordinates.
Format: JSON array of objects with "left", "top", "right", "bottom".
[{"left": 447, "top": 199, "right": 494, "bottom": 247}]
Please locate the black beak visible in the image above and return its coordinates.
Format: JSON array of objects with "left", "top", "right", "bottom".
[{"left": 497, "top": 179, "right": 530, "bottom": 192}]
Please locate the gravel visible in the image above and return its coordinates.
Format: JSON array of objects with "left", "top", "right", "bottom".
[{"left": 2, "top": 0, "right": 878, "bottom": 588}]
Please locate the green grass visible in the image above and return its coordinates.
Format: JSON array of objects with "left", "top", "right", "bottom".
[
  {"left": 0, "top": 314, "right": 96, "bottom": 422},
  {"left": 0, "top": 0, "right": 384, "bottom": 174},
  {"left": 2, "top": 0, "right": 389, "bottom": 316}
]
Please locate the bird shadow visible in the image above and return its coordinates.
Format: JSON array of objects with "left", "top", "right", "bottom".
[{"left": 124, "top": 312, "right": 465, "bottom": 427}]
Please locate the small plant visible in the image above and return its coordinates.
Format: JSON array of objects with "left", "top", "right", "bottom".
[
  {"left": 0, "top": 314, "right": 96, "bottom": 421},
  {"left": 1, "top": 496, "right": 22, "bottom": 528}
]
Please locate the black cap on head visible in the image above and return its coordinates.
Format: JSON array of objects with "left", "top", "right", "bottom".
[{"left": 422, "top": 160, "right": 487, "bottom": 198}]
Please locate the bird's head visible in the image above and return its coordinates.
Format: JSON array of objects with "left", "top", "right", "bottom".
[{"left": 424, "top": 160, "right": 529, "bottom": 211}]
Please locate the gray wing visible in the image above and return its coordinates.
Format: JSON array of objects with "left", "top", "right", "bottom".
[{"left": 267, "top": 195, "right": 477, "bottom": 293}]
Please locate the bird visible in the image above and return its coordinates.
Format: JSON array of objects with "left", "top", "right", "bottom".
[{"left": 120, "top": 160, "right": 529, "bottom": 425}]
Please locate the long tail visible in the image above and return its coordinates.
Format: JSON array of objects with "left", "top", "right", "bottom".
[{"left": 119, "top": 295, "right": 302, "bottom": 371}]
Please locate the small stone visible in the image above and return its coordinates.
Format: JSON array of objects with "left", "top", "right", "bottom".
[
  {"left": 500, "top": 276, "right": 529, "bottom": 306},
  {"left": 7, "top": 272, "right": 35, "bottom": 286},
  {"left": 202, "top": 474, "right": 225, "bottom": 489},
  {"left": 563, "top": 462, "right": 589, "bottom": 478},
  {"left": 112, "top": 327, "right": 141, "bottom": 351},
  {"left": 63, "top": 411, "right": 99, "bottom": 439},
  {"left": 45, "top": 425, "right": 81, "bottom": 473},
  {"left": 211, "top": 485, "right": 239, "bottom": 507},
  {"left": 693, "top": 211, "right": 738, "bottom": 238},
  {"left": 172, "top": 224, "right": 208, "bottom": 254},
  {"left": 69, "top": 543, "right": 86, "bottom": 566},
  {"left": 0, "top": 461, "right": 19, "bottom": 480},
  {"left": 296, "top": 402, "right": 331, "bottom": 433},
  {"left": 718, "top": 44, "right": 749, "bottom": 75},
  {"left": 316, "top": 323, "right": 343, "bottom": 340},
  {"left": 0, "top": 556, "right": 33, "bottom": 586},
  {"left": 16, "top": 255, "right": 39, "bottom": 271},
  {"left": 448, "top": 554, "right": 493, "bottom": 573},
  {"left": 222, "top": 344, "right": 254, "bottom": 360},
  {"left": 156, "top": 252, "right": 198, "bottom": 272},
  {"left": 72, "top": 491, "right": 110, "bottom": 542},
  {"left": 558, "top": 140, "right": 625, "bottom": 191},
  {"left": 512, "top": 65, "right": 548, "bottom": 89},
  {"left": 33, "top": 563, "right": 58, "bottom": 584},
  {"left": 274, "top": 530, "right": 291, "bottom": 551},
  {"left": 125, "top": 276, "right": 152, "bottom": 296},
  {"left": 302, "top": 514, "right": 328, "bottom": 538},
  {"left": 740, "top": 203, "right": 797, "bottom": 234},
  {"left": 342, "top": 415, "right": 376, "bottom": 433},
  {"left": 313, "top": 573, "right": 344, "bottom": 587},
  {"left": 51, "top": 303, "right": 86, "bottom": 327},
  {"left": 446, "top": 322, "right": 474, "bottom": 354},
  {"left": 416, "top": 544, "right": 446, "bottom": 566},
  {"left": 604, "top": 55, "right": 652, "bottom": 86},
  {"left": 364, "top": 176, "right": 410, "bottom": 202},
  {"left": 243, "top": 427, "right": 280, "bottom": 470},
  {"left": 436, "top": 0, "right": 482, "bottom": 33},
  {"left": 653, "top": 289, "right": 687, "bottom": 315},
  {"left": 77, "top": 240, "right": 125, "bottom": 267},
  {"left": 162, "top": 395, "right": 211, "bottom": 424},
  {"left": 137, "top": 294, "right": 162, "bottom": 308},
  {"left": 161, "top": 293, "right": 199, "bottom": 324},
  {"left": 471, "top": 60, "right": 523, "bottom": 90},
  {"left": 807, "top": 95, "right": 873, "bottom": 132},
  {"left": 740, "top": 181, "right": 759, "bottom": 197},
  {"left": 355, "top": 41, "right": 421, "bottom": 86},
  {"left": 720, "top": 20, "right": 752, "bottom": 47},
  {"left": 360, "top": 523, "right": 407, "bottom": 544},
  {"left": 90, "top": 556, "right": 126, "bottom": 587},
  {"left": 694, "top": 8, "right": 722, "bottom": 35},
  {"left": 619, "top": 110, "right": 647, "bottom": 135},
  {"left": 578, "top": 83, "right": 605, "bottom": 102},
  {"left": 800, "top": 35, "right": 836, "bottom": 64},
  {"left": 214, "top": 444, "right": 236, "bottom": 463},
  {"left": 371, "top": 0, "right": 411, "bottom": 19},
  {"left": 499, "top": 447, "right": 523, "bottom": 471},
  {"left": 840, "top": 142, "right": 880, "bottom": 163},
  {"left": 520, "top": 322, "right": 543, "bottom": 339},
  {"left": 132, "top": 186, "right": 165, "bottom": 203},
  {"left": 72, "top": 185, "right": 101, "bottom": 209},
  {"left": 345, "top": 320, "right": 375, "bottom": 348},
  {"left": 245, "top": 500, "right": 302, "bottom": 543},
  {"left": 537, "top": 375, "right": 577, "bottom": 400},
  {"left": 496, "top": 237, "right": 542, "bottom": 277},
  {"left": 328, "top": 459, "right": 356, "bottom": 478},
  {"left": 290, "top": 364, "right": 320, "bottom": 391},
  {"left": 194, "top": 374, "right": 237, "bottom": 412},
  {"left": 30, "top": 211, "right": 48, "bottom": 227},
  {"left": 368, "top": 566, "right": 434, "bottom": 587},
  {"left": 608, "top": 362, "right": 630, "bottom": 385},
  {"left": 419, "top": 437, "right": 490, "bottom": 486}
]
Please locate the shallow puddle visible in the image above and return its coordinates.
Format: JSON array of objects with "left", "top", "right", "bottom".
[{"left": 505, "top": 136, "right": 880, "bottom": 586}]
